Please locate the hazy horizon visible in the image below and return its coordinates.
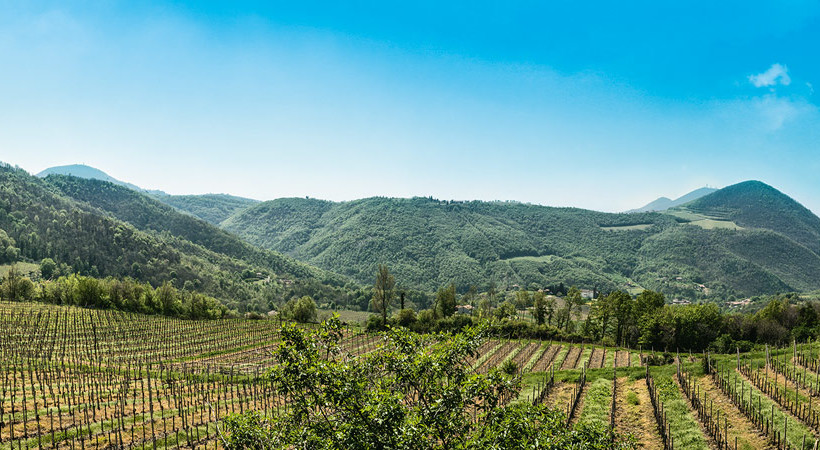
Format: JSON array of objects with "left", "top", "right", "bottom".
[{"left": 2, "top": 1, "right": 819, "bottom": 214}]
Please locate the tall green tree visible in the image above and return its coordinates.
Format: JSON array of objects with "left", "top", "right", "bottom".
[
  {"left": 436, "top": 283, "right": 458, "bottom": 318},
  {"left": 373, "top": 264, "right": 395, "bottom": 327},
  {"left": 281, "top": 295, "right": 317, "bottom": 323},
  {"left": 606, "top": 291, "right": 634, "bottom": 346},
  {"left": 514, "top": 289, "right": 531, "bottom": 309},
  {"left": 545, "top": 295, "right": 557, "bottom": 326},
  {"left": 487, "top": 280, "right": 497, "bottom": 306},
  {"left": 1, "top": 265, "right": 34, "bottom": 301},
  {"left": 39, "top": 258, "right": 57, "bottom": 280},
  {"left": 533, "top": 291, "right": 547, "bottom": 325},
  {"left": 562, "top": 287, "right": 583, "bottom": 332}
]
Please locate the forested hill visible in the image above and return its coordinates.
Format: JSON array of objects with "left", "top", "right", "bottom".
[
  {"left": 220, "top": 183, "right": 820, "bottom": 299},
  {"left": 43, "top": 175, "right": 326, "bottom": 281},
  {"left": 0, "top": 164, "right": 348, "bottom": 312},
  {"left": 37, "top": 164, "right": 165, "bottom": 195},
  {"left": 153, "top": 194, "right": 259, "bottom": 225},
  {"left": 684, "top": 180, "right": 820, "bottom": 254}
]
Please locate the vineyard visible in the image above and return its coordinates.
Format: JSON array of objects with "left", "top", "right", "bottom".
[{"left": 2, "top": 301, "right": 820, "bottom": 449}]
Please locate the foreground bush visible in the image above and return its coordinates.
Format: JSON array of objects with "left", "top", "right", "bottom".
[{"left": 224, "top": 317, "right": 634, "bottom": 449}]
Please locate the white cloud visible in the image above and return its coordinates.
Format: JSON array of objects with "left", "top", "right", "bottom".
[
  {"left": 749, "top": 63, "right": 791, "bottom": 88},
  {"left": 713, "top": 93, "right": 818, "bottom": 132}
]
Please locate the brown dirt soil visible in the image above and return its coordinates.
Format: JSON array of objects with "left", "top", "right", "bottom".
[
  {"left": 616, "top": 351, "right": 631, "bottom": 368},
  {"left": 512, "top": 342, "right": 542, "bottom": 368},
  {"left": 469, "top": 340, "right": 500, "bottom": 364},
  {"left": 561, "top": 347, "right": 581, "bottom": 371},
  {"left": 477, "top": 341, "right": 518, "bottom": 373},
  {"left": 568, "top": 380, "right": 590, "bottom": 426},
  {"left": 572, "top": 347, "right": 586, "bottom": 369},
  {"left": 531, "top": 345, "right": 562, "bottom": 372},
  {"left": 543, "top": 382, "right": 576, "bottom": 418},
  {"left": 615, "top": 377, "right": 664, "bottom": 450},
  {"left": 469, "top": 340, "right": 502, "bottom": 367},
  {"left": 696, "top": 374, "right": 774, "bottom": 450},
  {"left": 589, "top": 348, "right": 605, "bottom": 369}
]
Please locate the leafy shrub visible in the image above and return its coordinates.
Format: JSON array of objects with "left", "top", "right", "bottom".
[
  {"left": 500, "top": 359, "right": 519, "bottom": 376},
  {"left": 279, "top": 296, "right": 317, "bottom": 323},
  {"left": 224, "top": 317, "right": 635, "bottom": 449}
]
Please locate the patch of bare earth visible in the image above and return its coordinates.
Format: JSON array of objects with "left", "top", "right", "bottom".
[
  {"left": 561, "top": 347, "right": 581, "bottom": 371},
  {"left": 531, "top": 345, "right": 562, "bottom": 372},
  {"left": 615, "top": 377, "right": 664, "bottom": 450}
]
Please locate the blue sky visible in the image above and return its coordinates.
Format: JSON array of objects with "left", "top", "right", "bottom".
[{"left": 2, "top": 1, "right": 819, "bottom": 213}]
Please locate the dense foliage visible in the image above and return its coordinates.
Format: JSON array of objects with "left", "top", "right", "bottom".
[
  {"left": 45, "top": 175, "right": 340, "bottom": 286},
  {"left": 223, "top": 317, "right": 633, "bottom": 449},
  {"left": 384, "top": 284, "right": 820, "bottom": 353},
  {"left": 686, "top": 180, "right": 820, "bottom": 254},
  {"left": 153, "top": 193, "right": 259, "bottom": 226},
  {"left": 0, "top": 164, "right": 356, "bottom": 312},
  {"left": 218, "top": 184, "right": 820, "bottom": 299},
  {"left": 0, "top": 266, "right": 227, "bottom": 319}
]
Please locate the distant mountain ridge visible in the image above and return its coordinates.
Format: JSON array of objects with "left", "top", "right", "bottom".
[
  {"left": 37, "top": 164, "right": 258, "bottom": 224},
  {"left": 37, "top": 164, "right": 166, "bottom": 195},
  {"left": 628, "top": 187, "right": 718, "bottom": 212},
  {"left": 27, "top": 164, "right": 820, "bottom": 300},
  {"left": 218, "top": 181, "right": 820, "bottom": 299}
]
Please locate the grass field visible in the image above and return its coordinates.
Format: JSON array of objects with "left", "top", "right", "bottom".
[
  {"left": 687, "top": 219, "right": 743, "bottom": 230},
  {"left": 0, "top": 262, "right": 39, "bottom": 278},
  {"left": 599, "top": 224, "right": 653, "bottom": 231},
  {"left": 317, "top": 308, "right": 374, "bottom": 324}
]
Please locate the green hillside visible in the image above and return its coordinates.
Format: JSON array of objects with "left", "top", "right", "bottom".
[
  {"left": 222, "top": 196, "right": 675, "bottom": 292},
  {"left": 154, "top": 193, "right": 258, "bottom": 225},
  {"left": 43, "top": 175, "right": 327, "bottom": 282},
  {"left": 682, "top": 180, "right": 820, "bottom": 253},
  {"left": 0, "top": 164, "right": 349, "bottom": 312},
  {"left": 220, "top": 183, "right": 820, "bottom": 299}
]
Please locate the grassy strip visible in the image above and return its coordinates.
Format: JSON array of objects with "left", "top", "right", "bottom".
[
  {"left": 522, "top": 343, "right": 548, "bottom": 373},
  {"left": 471, "top": 341, "right": 503, "bottom": 370},
  {"left": 515, "top": 372, "right": 551, "bottom": 404},
  {"left": 553, "top": 345, "right": 571, "bottom": 370},
  {"left": 577, "top": 377, "right": 613, "bottom": 429},
  {"left": 498, "top": 343, "right": 524, "bottom": 368},
  {"left": 577, "top": 346, "right": 593, "bottom": 369},
  {"left": 652, "top": 367, "right": 710, "bottom": 450},
  {"left": 604, "top": 349, "right": 616, "bottom": 369}
]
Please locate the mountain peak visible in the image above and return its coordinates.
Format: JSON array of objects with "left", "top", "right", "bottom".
[
  {"left": 687, "top": 180, "right": 820, "bottom": 253},
  {"left": 37, "top": 164, "right": 165, "bottom": 195},
  {"left": 628, "top": 186, "right": 717, "bottom": 213}
]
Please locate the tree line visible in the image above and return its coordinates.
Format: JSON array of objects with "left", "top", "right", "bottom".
[
  {"left": 367, "top": 265, "right": 820, "bottom": 353},
  {"left": 0, "top": 265, "right": 228, "bottom": 319}
]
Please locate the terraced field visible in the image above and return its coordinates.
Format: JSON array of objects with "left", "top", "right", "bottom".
[{"left": 4, "top": 301, "right": 820, "bottom": 448}]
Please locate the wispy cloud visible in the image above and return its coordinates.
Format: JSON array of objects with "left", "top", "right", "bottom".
[{"left": 749, "top": 63, "right": 791, "bottom": 88}]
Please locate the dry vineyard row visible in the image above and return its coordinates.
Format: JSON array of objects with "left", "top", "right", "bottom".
[{"left": 10, "top": 301, "right": 820, "bottom": 449}]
